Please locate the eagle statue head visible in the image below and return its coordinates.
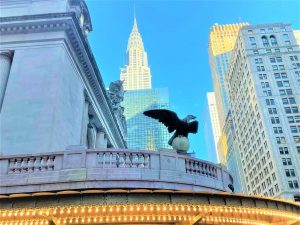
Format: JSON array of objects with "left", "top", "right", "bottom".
[{"left": 183, "top": 115, "right": 197, "bottom": 123}]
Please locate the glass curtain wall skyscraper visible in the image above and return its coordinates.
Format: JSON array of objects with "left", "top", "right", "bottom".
[
  {"left": 208, "top": 23, "right": 249, "bottom": 164},
  {"left": 121, "top": 17, "right": 171, "bottom": 150}
]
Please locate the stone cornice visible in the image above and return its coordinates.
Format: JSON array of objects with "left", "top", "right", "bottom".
[{"left": 0, "top": 13, "right": 127, "bottom": 148}]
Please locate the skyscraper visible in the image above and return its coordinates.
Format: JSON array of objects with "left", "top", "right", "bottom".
[
  {"left": 208, "top": 23, "right": 249, "bottom": 129},
  {"left": 123, "top": 88, "right": 171, "bottom": 150},
  {"left": 120, "top": 18, "right": 151, "bottom": 91},
  {"left": 294, "top": 30, "right": 300, "bottom": 46},
  {"left": 225, "top": 23, "right": 300, "bottom": 201},
  {"left": 208, "top": 23, "right": 248, "bottom": 164},
  {"left": 121, "top": 17, "right": 171, "bottom": 150},
  {"left": 207, "top": 92, "right": 222, "bottom": 162}
]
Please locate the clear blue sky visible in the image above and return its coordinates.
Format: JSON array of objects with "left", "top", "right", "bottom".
[{"left": 86, "top": 0, "right": 300, "bottom": 162}]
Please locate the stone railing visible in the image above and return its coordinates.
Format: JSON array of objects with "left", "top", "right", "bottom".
[
  {"left": 185, "top": 158, "right": 218, "bottom": 178},
  {"left": 0, "top": 148, "right": 232, "bottom": 194},
  {"left": 7, "top": 155, "right": 55, "bottom": 173},
  {"left": 97, "top": 151, "right": 150, "bottom": 168}
]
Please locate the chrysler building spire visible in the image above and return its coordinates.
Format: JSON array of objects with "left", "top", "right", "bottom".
[{"left": 120, "top": 17, "right": 151, "bottom": 90}]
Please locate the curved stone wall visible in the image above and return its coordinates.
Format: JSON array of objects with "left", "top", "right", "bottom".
[{"left": 0, "top": 148, "right": 232, "bottom": 194}]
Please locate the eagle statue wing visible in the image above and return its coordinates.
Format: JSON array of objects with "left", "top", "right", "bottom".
[
  {"left": 143, "top": 109, "right": 181, "bottom": 133},
  {"left": 188, "top": 121, "right": 198, "bottom": 134}
]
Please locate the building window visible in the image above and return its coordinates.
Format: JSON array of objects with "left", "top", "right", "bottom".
[
  {"left": 266, "top": 49, "right": 272, "bottom": 54},
  {"left": 255, "top": 58, "right": 263, "bottom": 64},
  {"left": 294, "top": 136, "right": 300, "bottom": 144},
  {"left": 290, "top": 169, "right": 296, "bottom": 177},
  {"left": 271, "top": 117, "right": 280, "bottom": 124},
  {"left": 290, "top": 56, "right": 298, "bottom": 62},
  {"left": 250, "top": 37, "right": 256, "bottom": 41},
  {"left": 282, "top": 158, "right": 287, "bottom": 165},
  {"left": 259, "top": 74, "right": 267, "bottom": 80},
  {"left": 266, "top": 99, "right": 275, "bottom": 105},
  {"left": 248, "top": 30, "right": 253, "bottom": 34},
  {"left": 251, "top": 43, "right": 257, "bottom": 48},
  {"left": 261, "top": 82, "right": 270, "bottom": 88},
  {"left": 257, "top": 66, "right": 265, "bottom": 71},
  {"left": 276, "top": 136, "right": 286, "bottom": 144},
  {"left": 270, "top": 35, "right": 277, "bottom": 46},
  {"left": 268, "top": 108, "right": 277, "bottom": 114},
  {"left": 262, "top": 36, "right": 269, "bottom": 47},
  {"left": 285, "top": 40, "right": 291, "bottom": 45},
  {"left": 279, "top": 147, "right": 289, "bottom": 154},
  {"left": 280, "top": 27, "right": 286, "bottom": 31}
]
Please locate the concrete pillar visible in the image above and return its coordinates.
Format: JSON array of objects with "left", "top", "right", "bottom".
[
  {"left": 0, "top": 50, "right": 13, "bottom": 112},
  {"left": 80, "top": 101, "right": 89, "bottom": 146},
  {"left": 95, "top": 131, "right": 107, "bottom": 148}
]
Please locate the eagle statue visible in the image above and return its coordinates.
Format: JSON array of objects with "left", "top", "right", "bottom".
[{"left": 143, "top": 109, "right": 198, "bottom": 151}]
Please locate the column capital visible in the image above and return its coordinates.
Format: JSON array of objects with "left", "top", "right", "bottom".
[{"left": 0, "top": 50, "right": 13, "bottom": 59}]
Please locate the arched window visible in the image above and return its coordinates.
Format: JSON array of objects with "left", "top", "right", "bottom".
[
  {"left": 262, "top": 36, "right": 269, "bottom": 47},
  {"left": 270, "top": 35, "right": 278, "bottom": 46}
]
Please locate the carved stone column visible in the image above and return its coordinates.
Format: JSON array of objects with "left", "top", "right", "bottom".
[
  {"left": 0, "top": 50, "right": 13, "bottom": 111},
  {"left": 80, "top": 100, "right": 89, "bottom": 146},
  {"left": 95, "top": 131, "right": 107, "bottom": 149},
  {"left": 87, "top": 123, "right": 97, "bottom": 149}
]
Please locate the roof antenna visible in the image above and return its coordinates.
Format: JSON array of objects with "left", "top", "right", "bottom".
[{"left": 134, "top": 1, "right": 136, "bottom": 21}]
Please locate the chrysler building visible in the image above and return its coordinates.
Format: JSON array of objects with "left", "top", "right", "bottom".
[{"left": 120, "top": 18, "right": 152, "bottom": 90}]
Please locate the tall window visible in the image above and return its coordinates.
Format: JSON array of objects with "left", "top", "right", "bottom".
[
  {"left": 262, "top": 36, "right": 269, "bottom": 47},
  {"left": 270, "top": 35, "right": 277, "bottom": 46}
]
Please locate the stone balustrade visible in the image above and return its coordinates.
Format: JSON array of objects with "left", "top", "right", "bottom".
[
  {"left": 7, "top": 155, "right": 55, "bottom": 173},
  {"left": 97, "top": 151, "right": 150, "bottom": 168},
  {"left": 185, "top": 158, "right": 218, "bottom": 178},
  {"left": 0, "top": 148, "right": 232, "bottom": 194}
]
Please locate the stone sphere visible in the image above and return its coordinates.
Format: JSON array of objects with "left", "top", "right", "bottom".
[{"left": 172, "top": 136, "right": 190, "bottom": 151}]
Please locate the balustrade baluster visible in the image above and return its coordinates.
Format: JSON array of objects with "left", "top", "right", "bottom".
[
  {"left": 34, "top": 157, "right": 41, "bottom": 172},
  {"left": 137, "top": 154, "right": 144, "bottom": 168},
  {"left": 104, "top": 153, "right": 111, "bottom": 168},
  {"left": 15, "top": 158, "right": 22, "bottom": 173},
  {"left": 8, "top": 159, "right": 15, "bottom": 173},
  {"left": 27, "top": 157, "right": 34, "bottom": 173},
  {"left": 40, "top": 156, "right": 48, "bottom": 171},
  {"left": 144, "top": 155, "right": 150, "bottom": 168},
  {"left": 125, "top": 153, "right": 131, "bottom": 167},
  {"left": 47, "top": 156, "right": 55, "bottom": 170},
  {"left": 97, "top": 153, "right": 104, "bottom": 167},
  {"left": 111, "top": 153, "right": 117, "bottom": 168},
  {"left": 21, "top": 158, "right": 28, "bottom": 173},
  {"left": 118, "top": 153, "right": 126, "bottom": 168},
  {"left": 132, "top": 154, "right": 138, "bottom": 168},
  {"left": 195, "top": 162, "right": 200, "bottom": 174}
]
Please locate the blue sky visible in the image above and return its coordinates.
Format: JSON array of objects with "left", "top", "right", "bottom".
[{"left": 86, "top": 0, "right": 300, "bottom": 162}]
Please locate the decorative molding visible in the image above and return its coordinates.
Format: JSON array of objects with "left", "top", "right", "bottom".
[{"left": 0, "top": 12, "right": 126, "bottom": 148}]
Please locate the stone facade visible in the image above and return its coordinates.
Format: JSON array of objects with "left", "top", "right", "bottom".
[{"left": 0, "top": 0, "right": 126, "bottom": 155}]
